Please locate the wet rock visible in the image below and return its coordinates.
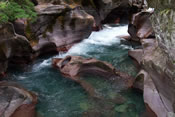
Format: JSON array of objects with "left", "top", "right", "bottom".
[
  {"left": 33, "top": 42, "right": 58, "bottom": 57},
  {"left": 0, "top": 82, "right": 37, "bottom": 117},
  {"left": 52, "top": 56, "right": 117, "bottom": 79},
  {"left": 133, "top": 70, "right": 144, "bottom": 92},
  {"left": 128, "top": 49, "right": 143, "bottom": 65},
  {"left": 52, "top": 56, "right": 135, "bottom": 93},
  {"left": 128, "top": 9, "right": 154, "bottom": 41},
  {"left": 26, "top": 4, "right": 94, "bottom": 48}
]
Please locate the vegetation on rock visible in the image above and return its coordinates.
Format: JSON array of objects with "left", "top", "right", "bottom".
[{"left": 0, "top": 0, "right": 36, "bottom": 24}]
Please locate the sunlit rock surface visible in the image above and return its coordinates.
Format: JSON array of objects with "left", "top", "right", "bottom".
[
  {"left": 26, "top": 4, "right": 94, "bottom": 48},
  {"left": 128, "top": 9, "right": 154, "bottom": 41}
]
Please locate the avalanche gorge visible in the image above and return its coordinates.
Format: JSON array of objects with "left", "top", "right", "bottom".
[{"left": 0, "top": 0, "right": 174, "bottom": 117}]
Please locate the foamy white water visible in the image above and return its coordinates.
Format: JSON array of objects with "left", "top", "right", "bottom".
[
  {"left": 35, "top": 25, "right": 131, "bottom": 70},
  {"left": 58, "top": 25, "right": 130, "bottom": 58}
]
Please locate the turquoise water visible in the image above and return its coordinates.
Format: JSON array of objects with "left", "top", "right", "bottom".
[{"left": 6, "top": 24, "right": 145, "bottom": 117}]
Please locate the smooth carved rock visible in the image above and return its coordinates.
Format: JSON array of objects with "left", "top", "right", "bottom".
[
  {"left": 131, "top": 39, "right": 175, "bottom": 116},
  {"left": 52, "top": 56, "right": 135, "bottom": 98},
  {"left": 143, "top": 71, "right": 167, "bottom": 117},
  {"left": 35, "top": 4, "right": 69, "bottom": 15},
  {"left": 0, "top": 82, "right": 37, "bottom": 117},
  {"left": 26, "top": 4, "right": 94, "bottom": 48},
  {"left": 33, "top": 42, "right": 58, "bottom": 57},
  {"left": 141, "top": 39, "right": 175, "bottom": 116},
  {"left": 128, "top": 9, "right": 154, "bottom": 41},
  {"left": 0, "top": 24, "right": 33, "bottom": 77},
  {"left": 133, "top": 70, "right": 144, "bottom": 92},
  {"left": 142, "top": 1, "right": 175, "bottom": 115},
  {"left": 52, "top": 56, "right": 117, "bottom": 80},
  {"left": 36, "top": 0, "right": 147, "bottom": 26},
  {"left": 128, "top": 49, "right": 143, "bottom": 65}
]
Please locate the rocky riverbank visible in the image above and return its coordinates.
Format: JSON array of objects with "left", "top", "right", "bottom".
[{"left": 1, "top": 0, "right": 175, "bottom": 117}]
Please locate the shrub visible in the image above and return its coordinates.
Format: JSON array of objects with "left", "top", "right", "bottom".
[{"left": 0, "top": 0, "right": 37, "bottom": 24}]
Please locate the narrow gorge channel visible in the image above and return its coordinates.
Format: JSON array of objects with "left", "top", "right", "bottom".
[{"left": 5, "top": 24, "right": 145, "bottom": 117}]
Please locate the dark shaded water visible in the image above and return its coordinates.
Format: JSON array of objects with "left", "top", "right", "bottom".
[{"left": 6, "top": 24, "right": 145, "bottom": 117}]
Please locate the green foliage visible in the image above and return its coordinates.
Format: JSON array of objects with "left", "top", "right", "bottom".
[
  {"left": 160, "top": 8, "right": 171, "bottom": 15},
  {"left": 0, "top": 0, "right": 37, "bottom": 24}
]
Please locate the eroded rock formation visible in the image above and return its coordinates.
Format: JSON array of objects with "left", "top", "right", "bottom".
[
  {"left": 128, "top": 9, "right": 154, "bottom": 41},
  {"left": 26, "top": 4, "right": 94, "bottom": 49},
  {"left": 129, "top": 39, "right": 175, "bottom": 116},
  {"left": 128, "top": 1, "right": 175, "bottom": 116},
  {"left": 52, "top": 56, "right": 135, "bottom": 98},
  {"left": 0, "top": 82, "right": 37, "bottom": 117},
  {"left": 0, "top": 24, "right": 33, "bottom": 77}
]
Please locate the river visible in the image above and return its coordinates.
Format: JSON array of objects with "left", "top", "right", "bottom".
[{"left": 6, "top": 24, "right": 145, "bottom": 117}]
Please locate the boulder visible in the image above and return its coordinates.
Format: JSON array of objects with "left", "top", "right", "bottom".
[
  {"left": 0, "top": 24, "right": 33, "bottom": 77},
  {"left": 52, "top": 56, "right": 117, "bottom": 79},
  {"left": 26, "top": 4, "right": 94, "bottom": 48},
  {"left": 0, "top": 82, "right": 37, "bottom": 117},
  {"left": 52, "top": 56, "right": 135, "bottom": 90},
  {"left": 128, "top": 9, "right": 154, "bottom": 41},
  {"left": 33, "top": 42, "right": 58, "bottom": 57}
]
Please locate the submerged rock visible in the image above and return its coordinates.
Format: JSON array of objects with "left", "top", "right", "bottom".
[
  {"left": 0, "top": 82, "right": 37, "bottom": 117},
  {"left": 52, "top": 56, "right": 135, "bottom": 98}
]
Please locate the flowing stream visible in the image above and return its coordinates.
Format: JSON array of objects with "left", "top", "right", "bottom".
[{"left": 6, "top": 24, "right": 145, "bottom": 117}]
